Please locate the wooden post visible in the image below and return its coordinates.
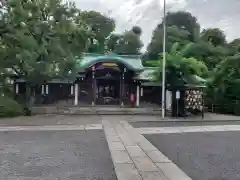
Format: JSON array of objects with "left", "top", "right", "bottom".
[
  {"left": 74, "top": 83, "right": 78, "bottom": 106},
  {"left": 136, "top": 84, "right": 140, "bottom": 107},
  {"left": 120, "top": 71, "right": 125, "bottom": 107}
]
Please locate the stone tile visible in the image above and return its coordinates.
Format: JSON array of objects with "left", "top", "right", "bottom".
[
  {"left": 114, "top": 163, "right": 142, "bottom": 180},
  {"left": 131, "top": 133, "right": 147, "bottom": 143},
  {"left": 139, "top": 171, "right": 168, "bottom": 180},
  {"left": 126, "top": 146, "right": 146, "bottom": 157},
  {"left": 132, "top": 156, "right": 159, "bottom": 172},
  {"left": 138, "top": 127, "right": 182, "bottom": 134},
  {"left": 202, "top": 125, "right": 240, "bottom": 132},
  {"left": 156, "top": 163, "right": 192, "bottom": 180},
  {"left": 138, "top": 138, "right": 158, "bottom": 152},
  {"left": 222, "top": 125, "right": 240, "bottom": 131},
  {"left": 147, "top": 151, "right": 171, "bottom": 163},
  {"left": 115, "top": 126, "right": 137, "bottom": 146},
  {"left": 111, "top": 150, "right": 132, "bottom": 164},
  {"left": 107, "top": 136, "right": 121, "bottom": 142},
  {"left": 118, "top": 132, "right": 137, "bottom": 146},
  {"left": 180, "top": 126, "right": 205, "bottom": 133},
  {"left": 85, "top": 124, "right": 103, "bottom": 130},
  {"left": 109, "top": 141, "right": 125, "bottom": 151},
  {"left": 0, "top": 125, "right": 85, "bottom": 132}
]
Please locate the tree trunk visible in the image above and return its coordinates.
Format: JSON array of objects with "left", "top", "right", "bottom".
[{"left": 24, "top": 83, "right": 35, "bottom": 116}]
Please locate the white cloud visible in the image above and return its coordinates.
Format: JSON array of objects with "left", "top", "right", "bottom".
[{"left": 73, "top": 0, "right": 240, "bottom": 49}]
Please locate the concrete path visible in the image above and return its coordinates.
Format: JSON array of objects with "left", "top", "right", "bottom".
[
  {"left": 0, "top": 124, "right": 102, "bottom": 131},
  {"left": 136, "top": 125, "right": 240, "bottom": 134},
  {"left": 102, "top": 117, "right": 192, "bottom": 180},
  {"left": 2, "top": 114, "right": 240, "bottom": 180}
]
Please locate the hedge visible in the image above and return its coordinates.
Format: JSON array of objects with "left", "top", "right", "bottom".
[{"left": 0, "top": 96, "right": 24, "bottom": 117}]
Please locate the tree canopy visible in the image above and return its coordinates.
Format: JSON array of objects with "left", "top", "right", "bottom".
[{"left": 1, "top": 1, "right": 240, "bottom": 116}]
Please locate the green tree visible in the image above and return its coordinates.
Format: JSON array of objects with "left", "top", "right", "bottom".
[
  {"left": 105, "top": 33, "right": 121, "bottom": 52},
  {"left": 147, "top": 25, "right": 190, "bottom": 59},
  {"left": 207, "top": 54, "right": 240, "bottom": 114},
  {"left": 80, "top": 11, "right": 115, "bottom": 53},
  {"left": 201, "top": 28, "right": 226, "bottom": 47},
  {"left": 114, "top": 31, "right": 143, "bottom": 55},
  {"left": 158, "top": 11, "right": 200, "bottom": 42},
  {"left": 146, "top": 11, "right": 201, "bottom": 60},
  {"left": 0, "top": 0, "right": 90, "bottom": 104},
  {"left": 106, "top": 27, "right": 143, "bottom": 54},
  {"left": 228, "top": 38, "right": 240, "bottom": 54},
  {"left": 181, "top": 41, "right": 230, "bottom": 71},
  {"left": 153, "top": 42, "right": 208, "bottom": 87}
]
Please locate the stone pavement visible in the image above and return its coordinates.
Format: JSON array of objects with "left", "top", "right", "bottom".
[
  {"left": 135, "top": 125, "right": 240, "bottom": 134},
  {"left": 1, "top": 114, "right": 240, "bottom": 179},
  {"left": 102, "top": 117, "right": 192, "bottom": 180},
  {"left": 0, "top": 129, "right": 117, "bottom": 180}
]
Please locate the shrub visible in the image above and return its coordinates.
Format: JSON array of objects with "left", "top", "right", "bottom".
[{"left": 0, "top": 96, "right": 24, "bottom": 117}]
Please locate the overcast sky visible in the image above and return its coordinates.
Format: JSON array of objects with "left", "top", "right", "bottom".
[{"left": 73, "top": 0, "right": 240, "bottom": 48}]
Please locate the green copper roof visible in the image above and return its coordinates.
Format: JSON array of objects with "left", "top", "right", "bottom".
[
  {"left": 134, "top": 67, "right": 157, "bottom": 80},
  {"left": 76, "top": 53, "right": 144, "bottom": 72}
]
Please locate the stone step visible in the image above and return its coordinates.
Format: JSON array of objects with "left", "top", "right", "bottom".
[{"left": 32, "top": 106, "right": 164, "bottom": 115}]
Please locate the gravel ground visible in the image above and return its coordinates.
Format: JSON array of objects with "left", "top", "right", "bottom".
[
  {"left": 0, "top": 115, "right": 101, "bottom": 126},
  {"left": 131, "top": 121, "right": 240, "bottom": 128},
  {"left": 145, "top": 131, "right": 240, "bottom": 180},
  {"left": 0, "top": 130, "right": 117, "bottom": 180}
]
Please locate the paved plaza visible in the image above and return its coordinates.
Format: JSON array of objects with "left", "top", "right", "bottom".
[{"left": 0, "top": 114, "right": 240, "bottom": 179}]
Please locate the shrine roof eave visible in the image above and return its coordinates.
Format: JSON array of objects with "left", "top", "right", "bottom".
[{"left": 76, "top": 53, "right": 144, "bottom": 72}]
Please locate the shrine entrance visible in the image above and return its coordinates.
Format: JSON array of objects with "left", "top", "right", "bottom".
[
  {"left": 82, "top": 61, "right": 135, "bottom": 106},
  {"left": 96, "top": 76, "right": 121, "bottom": 105},
  {"left": 94, "top": 62, "right": 122, "bottom": 105}
]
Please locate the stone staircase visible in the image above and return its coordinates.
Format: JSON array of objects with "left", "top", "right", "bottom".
[{"left": 32, "top": 106, "right": 163, "bottom": 115}]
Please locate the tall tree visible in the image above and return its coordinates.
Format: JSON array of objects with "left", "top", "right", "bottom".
[
  {"left": 207, "top": 54, "right": 240, "bottom": 114},
  {"left": 105, "top": 33, "right": 121, "bottom": 52},
  {"left": 201, "top": 28, "right": 226, "bottom": 47},
  {"left": 114, "top": 29, "right": 143, "bottom": 55},
  {"left": 158, "top": 11, "right": 200, "bottom": 42},
  {"left": 0, "top": 0, "right": 90, "bottom": 102},
  {"left": 105, "top": 27, "right": 143, "bottom": 54},
  {"left": 228, "top": 38, "right": 240, "bottom": 54},
  {"left": 147, "top": 25, "right": 190, "bottom": 59},
  {"left": 153, "top": 42, "right": 208, "bottom": 86},
  {"left": 80, "top": 11, "right": 115, "bottom": 53}
]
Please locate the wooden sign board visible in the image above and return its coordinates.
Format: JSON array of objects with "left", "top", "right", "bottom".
[{"left": 102, "top": 62, "right": 118, "bottom": 67}]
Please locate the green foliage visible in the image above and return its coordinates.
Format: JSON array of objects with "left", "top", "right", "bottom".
[
  {"left": 142, "top": 60, "right": 160, "bottom": 67},
  {"left": 147, "top": 25, "right": 191, "bottom": 59},
  {"left": 81, "top": 10, "right": 115, "bottom": 53},
  {"left": 206, "top": 54, "right": 240, "bottom": 114},
  {"left": 106, "top": 29, "right": 143, "bottom": 55},
  {"left": 0, "top": 0, "right": 90, "bottom": 85},
  {"left": 0, "top": 96, "right": 23, "bottom": 117},
  {"left": 163, "top": 11, "right": 200, "bottom": 42},
  {"left": 201, "top": 28, "right": 226, "bottom": 47},
  {"left": 114, "top": 31, "right": 143, "bottom": 55},
  {"left": 132, "top": 26, "right": 142, "bottom": 36},
  {"left": 153, "top": 42, "right": 208, "bottom": 87}
]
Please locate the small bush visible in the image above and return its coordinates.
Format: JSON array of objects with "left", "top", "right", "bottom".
[{"left": 0, "top": 96, "right": 24, "bottom": 117}]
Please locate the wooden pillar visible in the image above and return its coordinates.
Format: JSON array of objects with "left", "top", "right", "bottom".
[
  {"left": 120, "top": 70, "right": 125, "bottom": 107},
  {"left": 15, "top": 83, "right": 19, "bottom": 94},
  {"left": 74, "top": 83, "right": 78, "bottom": 106},
  {"left": 136, "top": 84, "right": 140, "bottom": 107}
]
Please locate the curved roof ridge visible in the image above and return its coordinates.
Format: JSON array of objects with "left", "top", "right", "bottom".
[
  {"left": 77, "top": 53, "right": 144, "bottom": 71},
  {"left": 83, "top": 52, "right": 142, "bottom": 59}
]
